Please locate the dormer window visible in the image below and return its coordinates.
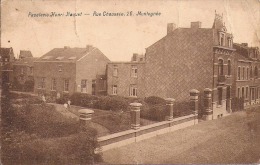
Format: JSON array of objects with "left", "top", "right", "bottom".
[
  {"left": 228, "top": 38, "right": 232, "bottom": 47},
  {"left": 58, "top": 65, "right": 62, "bottom": 72},
  {"left": 219, "top": 33, "right": 225, "bottom": 46}
]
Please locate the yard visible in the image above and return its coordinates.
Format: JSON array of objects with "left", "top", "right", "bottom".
[{"left": 102, "top": 107, "right": 260, "bottom": 164}]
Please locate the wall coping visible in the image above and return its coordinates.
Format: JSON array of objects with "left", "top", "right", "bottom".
[{"left": 98, "top": 114, "right": 195, "bottom": 142}]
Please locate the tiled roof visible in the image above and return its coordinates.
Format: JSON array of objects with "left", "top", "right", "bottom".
[
  {"left": 36, "top": 46, "right": 96, "bottom": 62},
  {"left": 19, "top": 50, "right": 33, "bottom": 58}
]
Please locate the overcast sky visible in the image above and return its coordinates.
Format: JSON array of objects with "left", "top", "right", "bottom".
[{"left": 1, "top": 0, "right": 259, "bottom": 61}]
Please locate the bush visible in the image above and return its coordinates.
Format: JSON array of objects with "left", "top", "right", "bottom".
[
  {"left": 12, "top": 104, "right": 79, "bottom": 138},
  {"left": 93, "top": 96, "right": 130, "bottom": 111},
  {"left": 23, "top": 79, "right": 34, "bottom": 92},
  {"left": 2, "top": 128, "right": 102, "bottom": 164},
  {"left": 144, "top": 96, "right": 166, "bottom": 105}
]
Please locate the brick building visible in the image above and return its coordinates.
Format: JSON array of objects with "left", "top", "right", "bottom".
[
  {"left": 233, "top": 43, "right": 260, "bottom": 107},
  {"left": 107, "top": 53, "right": 145, "bottom": 97},
  {"left": 107, "top": 13, "right": 237, "bottom": 119},
  {"left": 13, "top": 51, "right": 37, "bottom": 91},
  {"left": 0, "top": 47, "right": 14, "bottom": 87},
  {"left": 34, "top": 45, "right": 110, "bottom": 96}
]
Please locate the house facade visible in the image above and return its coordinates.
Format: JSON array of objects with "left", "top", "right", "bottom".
[
  {"left": 107, "top": 54, "right": 145, "bottom": 97},
  {"left": 34, "top": 45, "right": 110, "bottom": 96},
  {"left": 143, "top": 13, "right": 235, "bottom": 119},
  {"left": 233, "top": 43, "right": 260, "bottom": 107},
  {"left": 13, "top": 52, "right": 37, "bottom": 91},
  {"left": 0, "top": 47, "right": 15, "bottom": 87}
]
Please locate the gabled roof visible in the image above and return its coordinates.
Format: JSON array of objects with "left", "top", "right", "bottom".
[
  {"left": 36, "top": 46, "right": 97, "bottom": 62},
  {"left": 19, "top": 50, "right": 33, "bottom": 59}
]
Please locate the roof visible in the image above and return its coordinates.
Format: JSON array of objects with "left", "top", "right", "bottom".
[
  {"left": 13, "top": 57, "right": 38, "bottom": 66},
  {"left": 147, "top": 27, "right": 213, "bottom": 49},
  {"left": 0, "top": 47, "right": 14, "bottom": 58},
  {"left": 19, "top": 50, "right": 33, "bottom": 59},
  {"left": 36, "top": 46, "right": 96, "bottom": 62}
]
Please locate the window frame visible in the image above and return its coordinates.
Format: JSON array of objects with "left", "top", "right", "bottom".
[{"left": 64, "top": 79, "right": 69, "bottom": 92}]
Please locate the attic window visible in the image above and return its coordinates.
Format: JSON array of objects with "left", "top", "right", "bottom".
[
  {"left": 56, "top": 57, "right": 64, "bottom": 60},
  {"left": 68, "top": 56, "right": 76, "bottom": 60},
  {"left": 42, "top": 56, "right": 52, "bottom": 60}
]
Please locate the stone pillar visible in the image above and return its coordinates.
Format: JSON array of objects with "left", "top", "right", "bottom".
[
  {"left": 203, "top": 88, "right": 213, "bottom": 120},
  {"left": 165, "top": 98, "right": 175, "bottom": 121},
  {"left": 190, "top": 89, "right": 199, "bottom": 124},
  {"left": 78, "top": 109, "right": 94, "bottom": 130},
  {"left": 130, "top": 103, "right": 142, "bottom": 130}
]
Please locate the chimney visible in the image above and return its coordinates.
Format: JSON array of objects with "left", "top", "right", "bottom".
[
  {"left": 64, "top": 46, "right": 70, "bottom": 49},
  {"left": 86, "top": 45, "right": 93, "bottom": 51},
  {"left": 132, "top": 53, "right": 138, "bottom": 62},
  {"left": 191, "top": 21, "right": 202, "bottom": 29},
  {"left": 241, "top": 43, "right": 248, "bottom": 47},
  {"left": 167, "top": 23, "right": 176, "bottom": 35}
]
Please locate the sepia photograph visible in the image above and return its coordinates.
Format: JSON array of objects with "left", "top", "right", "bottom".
[{"left": 1, "top": 0, "right": 260, "bottom": 164}]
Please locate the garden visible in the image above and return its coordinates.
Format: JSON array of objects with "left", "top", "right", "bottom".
[{"left": 1, "top": 89, "right": 102, "bottom": 164}]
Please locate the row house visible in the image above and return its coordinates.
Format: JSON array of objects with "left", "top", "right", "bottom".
[
  {"left": 34, "top": 45, "right": 110, "bottom": 97},
  {"left": 233, "top": 43, "right": 260, "bottom": 107},
  {"left": 13, "top": 51, "right": 37, "bottom": 90},
  {"left": 107, "top": 54, "right": 145, "bottom": 97},
  {"left": 0, "top": 47, "right": 14, "bottom": 87},
  {"left": 143, "top": 13, "right": 235, "bottom": 119}
]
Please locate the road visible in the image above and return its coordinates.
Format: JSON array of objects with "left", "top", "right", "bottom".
[{"left": 102, "top": 108, "right": 260, "bottom": 164}]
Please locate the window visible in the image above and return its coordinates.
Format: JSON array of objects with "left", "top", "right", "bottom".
[
  {"left": 112, "top": 85, "right": 117, "bottom": 95},
  {"left": 219, "top": 33, "right": 225, "bottom": 46},
  {"left": 218, "top": 88, "right": 222, "bottom": 105},
  {"left": 59, "top": 65, "right": 62, "bottom": 72},
  {"left": 250, "top": 66, "right": 253, "bottom": 78},
  {"left": 228, "top": 39, "right": 232, "bottom": 47},
  {"left": 81, "top": 79, "right": 87, "bottom": 93},
  {"left": 254, "top": 66, "right": 258, "bottom": 77},
  {"left": 247, "top": 67, "right": 249, "bottom": 80},
  {"left": 246, "top": 87, "right": 249, "bottom": 99},
  {"left": 129, "top": 85, "right": 137, "bottom": 97},
  {"left": 51, "top": 78, "right": 57, "bottom": 91},
  {"left": 227, "top": 60, "right": 231, "bottom": 75},
  {"left": 131, "top": 65, "right": 138, "bottom": 77},
  {"left": 242, "top": 87, "right": 245, "bottom": 98},
  {"left": 29, "top": 67, "right": 33, "bottom": 75},
  {"left": 242, "top": 67, "right": 245, "bottom": 80},
  {"left": 113, "top": 65, "right": 118, "bottom": 77},
  {"left": 237, "top": 88, "right": 240, "bottom": 98},
  {"left": 38, "top": 77, "right": 45, "bottom": 89},
  {"left": 64, "top": 79, "right": 69, "bottom": 92},
  {"left": 237, "top": 67, "right": 241, "bottom": 80}
]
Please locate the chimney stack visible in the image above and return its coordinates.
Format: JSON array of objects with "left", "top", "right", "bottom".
[
  {"left": 167, "top": 23, "right": 176, "bottom": 35},
  {"left": 86, "top": 45, "right": 93, "bottom": 51},
  {"left": 191, "top": 22, "right": 201, "bottom": 29}
]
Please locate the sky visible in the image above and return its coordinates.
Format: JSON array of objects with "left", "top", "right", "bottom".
[{"left": 1, "top": 0, "right": 260, "bottom": 61}]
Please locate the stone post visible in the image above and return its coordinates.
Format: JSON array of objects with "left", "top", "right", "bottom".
[
  {"left": 203, "top": 88, "right": 213, "bottom": 120},
  {"left": 78, "top": 109, "right": 94, "bottom": 130},
  {"left": 130, "top": 103, "right": 142, "bottom": 130},
  {"left": 165, "top": 98, "right": 175, "bottom": 121},
  {"left": 190, "top": 89, "right": 199, "bottom": 124}
]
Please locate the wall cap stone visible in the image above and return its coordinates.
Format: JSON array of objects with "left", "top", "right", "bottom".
[
  {"left": 204, "top": 88, "right": 212, "bottom": 92},
  {"left": 165, "top": 98, "right": 175, "bottom": 103},
  {"left": 78, "top": 109, "right": 94, "bottom": 114},
  {"left": 130, "top": 103, "right": 142, "bottom": 107}
]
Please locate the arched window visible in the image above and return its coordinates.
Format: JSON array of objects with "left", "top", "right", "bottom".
[
  {"left": 255, "top": 66, "right": 258, "bottom": 77},
  {"left": 250, "top": 66, "right": 253, "bottom": 78},
  {"left": 227, "top": 60, "right": 231, "bottom": 75},
  {"left": 218, "top": 59, "right": 224, "bottom": 76}
]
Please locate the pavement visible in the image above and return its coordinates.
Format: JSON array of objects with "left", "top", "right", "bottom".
[{"left": 102, "top": 108, "right": 260, "bottom": 164}]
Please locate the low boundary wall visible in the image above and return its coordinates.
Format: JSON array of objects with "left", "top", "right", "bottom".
[{"left": 98, "top": 114, "right": 198, "bottom": 152}]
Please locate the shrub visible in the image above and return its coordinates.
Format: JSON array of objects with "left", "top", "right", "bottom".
[
  {"left": 2, "top": 128, "right": 102, "bottom": 164},
  {"left": 23, "top": 79, "right": 34, "bottom": 92},
  {"left": 144, "top": 96, "right": 166, "bottom": 105}
]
